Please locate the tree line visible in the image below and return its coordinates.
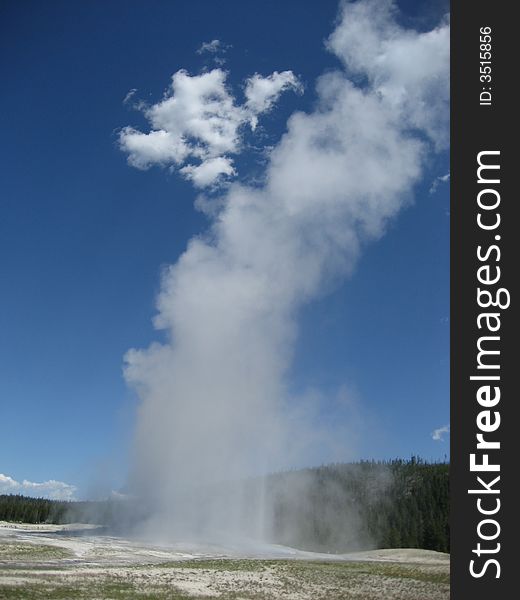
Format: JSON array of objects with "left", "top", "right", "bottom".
[
  {"left": 266, "top": 457, "right": 449, "bottom": 553},
  {"left": 0, "top": 457, "right": 449, "bottom": 553}
]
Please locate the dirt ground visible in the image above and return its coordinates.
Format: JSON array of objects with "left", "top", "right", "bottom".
[{"left": 0, "top": 522, "right": 450, "bottom": 599}]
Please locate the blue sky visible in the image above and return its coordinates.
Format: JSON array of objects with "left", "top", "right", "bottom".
[{"left": 0, "top": 0, "right": 449, "bottom": 499}]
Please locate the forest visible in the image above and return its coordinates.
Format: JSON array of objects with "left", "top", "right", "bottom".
[{"left": 0, "top": 458, "right": 449, "bottom": 553}]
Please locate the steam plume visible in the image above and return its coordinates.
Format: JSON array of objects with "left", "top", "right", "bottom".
[{"left": 120, "top": 0, "right": 449, "bottom": 543}]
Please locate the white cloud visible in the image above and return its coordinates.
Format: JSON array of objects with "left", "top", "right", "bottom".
[
  {"left": 0, "top": 473, "right": 77, "bottom": 501},
  {"left": 429, "top": 172, "right": 450, "bottom": 194},
  {"left": 122, "top": 0, "right": 449, "bottom": 538},
  {"left": 180, "top": 156, "right": 236, "bottom": 189},
  {"left": 197, "top": 39, "right": 225, "bottom": 55},
  {"left": 196, "top": 40, "right": 231, "bottom": 65},
  {"left": 123, "top": 88, "right": 137, "bottom": 105},
  {"left": 432, "top": 424, "right": 450, "bottom": 441},
  {"left": 120, "top": 127, "right": 189, "bottom": 169},
  {"left": 327, "top": 0, "right": 449, "bottom": 149},
  {"left": 119, "top": 68, "right": 301, "bottom": 187},
  {"left": 245, "top": 71, "right": 303, "bottom": 129}
]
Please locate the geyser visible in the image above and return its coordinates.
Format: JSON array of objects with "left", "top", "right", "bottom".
[{"left": 119, "top": 0, "right": 449, "bottom": 546}]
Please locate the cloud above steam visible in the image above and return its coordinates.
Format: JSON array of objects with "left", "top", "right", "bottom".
[
  {"left": 120, "top": 0, "right": 449, "bottom": 538},
  {"left": 120, "top": 68, "right": 301, "bottom": 188}
]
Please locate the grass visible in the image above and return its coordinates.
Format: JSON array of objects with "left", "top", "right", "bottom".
[
  {"left": 0, "top": 543, "right": 73, "bottom": 562},
  {"left": 159, "top": 558, "right": 273, "bottom": 571},
  {"left": 167, "top": 557, "right": 449, "bottom": 584},
  {"left": 0, "top": 563, "right": 450, "bottom": 600},
  {"left": 0, "top": 581, "right": 203, "bottom": 600},
  {"left": 0, "top": 539, "right": 449, "bottom": 600}
]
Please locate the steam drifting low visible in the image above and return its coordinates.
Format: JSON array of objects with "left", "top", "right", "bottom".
[{"left": 120, "top": 0, "right": 449, "bottom": 545}]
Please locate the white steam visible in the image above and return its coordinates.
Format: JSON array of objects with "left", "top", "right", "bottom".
[{"left": 120, "top": 0, "right": 449, "bottom": 543}]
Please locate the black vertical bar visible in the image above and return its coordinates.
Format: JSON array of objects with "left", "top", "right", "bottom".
[{"left": 451, "top": 1, "right": 516, "bottom": 597}]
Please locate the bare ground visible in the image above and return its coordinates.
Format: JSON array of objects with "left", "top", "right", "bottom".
[{"left": 0, "top": 522, "right": 449, "bottom": 599}]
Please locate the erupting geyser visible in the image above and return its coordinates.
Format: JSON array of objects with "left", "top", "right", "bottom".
[{"left": 119, "top": 0, "right": 449, "bottom": 545}]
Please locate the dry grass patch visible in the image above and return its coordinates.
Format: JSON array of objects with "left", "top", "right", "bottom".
[{"left": 0, "top": 542, "right": 73, "bottom": 563}]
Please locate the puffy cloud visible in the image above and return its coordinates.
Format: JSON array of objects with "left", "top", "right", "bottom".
[
  {"left": 245, "top": 71, "right": 303, "bottom": 129},
  {"left": 120, "top": 127, "right": 189, "bottom": 169},
  {"left": 327, "top": 0, "right": 449, "bottom": 149},
  {"left": 432, "top": 424, "right": 450, "bottom": 441},
  {"left": 180, "top": 156, "right": 236, "bottom": 189},
  {"left": 0, "top": 473, "right": 77, "bottom": 500},
  {"left": 120, "top": 68, "right": 301, "bottom": 187}
]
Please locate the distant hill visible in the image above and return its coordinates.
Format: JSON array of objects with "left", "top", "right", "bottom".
[{"left": 0, "top": 458, "right": 449, "bottom": 553}]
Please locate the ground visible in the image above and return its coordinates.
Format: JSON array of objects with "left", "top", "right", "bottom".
[{"left": 0, "top": 522, "right": 449, "bottom": 599}]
